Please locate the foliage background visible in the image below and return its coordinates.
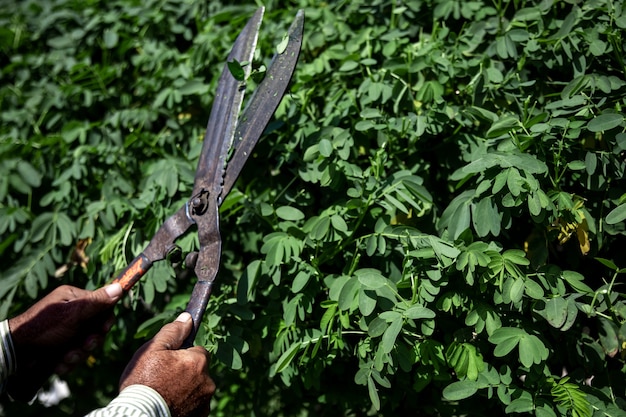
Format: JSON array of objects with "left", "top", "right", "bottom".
[{"left": 1, "top": 0, "right": 626, "bottom": 416}]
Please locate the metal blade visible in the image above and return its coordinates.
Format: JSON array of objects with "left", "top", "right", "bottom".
[
  {"left": 220, "top": 9, "right": 304, "bottom": 199},
  {"left": 184, "top": 10, "right": 304, "bottom": 344},
  {"left": 192, "top": 7, "right": 264, "bottom": 199}
]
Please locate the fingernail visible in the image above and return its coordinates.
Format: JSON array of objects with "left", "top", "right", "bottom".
[
  {"left": 105, "top": 283, "right": 123, "bottom": 300},
  {"left": 176, "top": 312, "right": 192, "bottom": 323}
]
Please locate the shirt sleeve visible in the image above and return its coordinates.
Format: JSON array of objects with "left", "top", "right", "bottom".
[
  {"left": 84, "top": 385, "right": 171, "bottom": 417},
  {"left": 0, "top": 319, "right": 17, "bottom": 392}
]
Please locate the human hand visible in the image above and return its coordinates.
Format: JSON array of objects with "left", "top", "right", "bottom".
[
  {"left": 120, "top": 312, "right": 215, "bottom": 417},
  {"left": 7, "top": 283, "right": 123, "bottom": 399}
]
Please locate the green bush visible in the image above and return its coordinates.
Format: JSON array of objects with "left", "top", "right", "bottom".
[{"left": 1, "top": 0, "right": 626, "bottom": 416}]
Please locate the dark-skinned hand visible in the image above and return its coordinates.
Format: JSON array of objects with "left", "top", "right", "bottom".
[
  {"left": 7, "top": 283, "right": 123, "bottom": 400},
  {"left": 120, "top": 312, "right": 215, "bottom": 417}
]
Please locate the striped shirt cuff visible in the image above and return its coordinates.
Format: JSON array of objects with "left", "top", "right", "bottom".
[
  {"left": 0, "top": 319, "right": 17, "bottom": 392},
  {"left": 85, "top": 385, "right": 171, "bottom": 417}
]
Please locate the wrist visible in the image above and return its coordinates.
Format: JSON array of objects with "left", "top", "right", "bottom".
[{"left": 7, "top": 314, "right": 29, "bottom": 355}]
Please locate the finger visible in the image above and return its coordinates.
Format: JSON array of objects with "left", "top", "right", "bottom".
[
  {"left": 71, "top": 283, "right": 122, "bottom": 319},
  {"left": 187, "top": 347, "right": 211, "bottom": 373},
  {"left": 91, "top": 283, "right": 123, "bottom": 305},
  {"left": 150, "top": 312, "right": 193, "bottom": 351},
  {"left": 188, "top": 345, "right": 209, "bottom": 355},
  {"left": 185, "top": 346, "right": 210, "bottom": 364},
  {"left": 51, "top": 285, "right": 91, "bottom": 302}
]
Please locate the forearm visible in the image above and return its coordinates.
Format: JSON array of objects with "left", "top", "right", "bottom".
[
  {"left": 84, "top": 385, "right": 171, "bottom": 417},
  {"left": 0, "top": 320, "right": 17, "bottom": 392}
]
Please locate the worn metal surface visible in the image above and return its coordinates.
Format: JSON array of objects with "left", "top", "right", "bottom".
[{"left": 113, "top": 7, "right": 304, "bottom": 344}]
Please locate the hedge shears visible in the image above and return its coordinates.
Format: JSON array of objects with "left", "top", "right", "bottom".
[{"left": 112, "top": 8, "right": 304, "bottom": 344}]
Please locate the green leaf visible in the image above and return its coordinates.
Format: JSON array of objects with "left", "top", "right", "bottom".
[
  {"left": 404, "top": 305, "right": 436, "bottom": 320},
  {"left": 506, "top": 394, "right": 535, "bottom": 413},
  {"left": 338, "top": 276, "right": 360, "bottom": 311},
  {"left": 16, "top": 161, "right": 42, "bottom": 188},
  {"left": 227, "top": 59, "right": 246, "bottom": 81},
  {"left": 367, "top": 375, "right": 381, "bottom": 410},
  {"left": 489, "top": 327, "right": 524, "bottom": 356},
  {"left": 538, "top": 297, "right": 567, "bottom": 328},
  {"left": 561, "top": 298, "right": 578, "bottom": 332},
  {"left": 273, "top": 343, "right": 302, "bottom": 375},
  {"left": 598, "top": 318, "right": 619, "bottom": 356},
  {"left": 606, "top": 203, "right": 626, "bottom": 225},
  {"left": 291, "top": 270, "right": 311, "bottom": 293},
  {"left": 339, "top": 60, "right": 358, "bottom": 72},
  {"left": 179, "top": 79, "right": 208, "bottom": 95},
  {"left": 318, "top": 138, "right": 333, "bottom": 157},
  {"left": 472, "top": 198, "right": 500, "bottom": 237},
  {"left": 492, "top": 335, "right": 520, "bottom": 357},
  {"left": 428, "top": 236, "right": 460, "bottom": 261},
  {"left": 276, "top": 206, "right": 305, "bottom": 221},
  {"left": 524, "top": 279, "right": 544, "bottom": 299},
  {"left": 446, "top": 342, "right": 484, "bottom": 380},
  {"left": 550, "top": 377, "right": 592, "bottom": 417},
  {"left": 31, "top": 212, "right": 54, "bottom": 243},
  {"left": 366, "top": 234, "right": 377, "bottom": 256},
  {"left": 503, "top": 249, "right": 530, "bottom": 266},
  {"left": 518, "top": 335, "right": 545, "bottom": 367},
  {"left": 142, "top": 279, "right": 155, "bottom": 305},
  {"left": 442, "top": 380, "right": 478, "bottom": 401},
  {"left": 381, "top": 317, "right": 402, "bottom": 353},
  {"left": 355, "top": 268, "right": 387, "bottom": 289},
  {"left": 330, "top": 214, "right": 348, "bottom": 232},
  {"left": 311, "top": 216, "right": 330, "bottom": 240},
  {"left": 528, "top": 191, "right": 542, "bottom": 216},
  {"left": 509, "top": 278, "right": 525, "bottom": 304},
  {"left": 449, "top": 201, "right": 471, "bottom": 240},
  {"left": 595, "top": 257, "right": 618, "bottom": 271},
  {"left": 535, "top": 404, "right": 558, "bottom": 417},
  {"left": 103, "top": 28, "right": 119, "bottom": 49},
  {"left": 320, "top": 302, "right": 337, "bottom": 334},
  {"left": 587, "top": 113, "right": 623, "bottom": 132},
  {"left": 562, "top": 270, "right": 594, "bottom": 293},
  {"left": 487, "top": 114, "right": 519, "bottom": 138},
  {"left": 276, "top": 32, "right": 289, "bottom": 54},
  {"left": 568, "top": 160, "right": 586, "bottom": 170},
  {"left": 368, "top": 316, "right": 388, "bottom": 337},
  {"left": 359, "top": 288, "right": 377, "bottom": 316}
]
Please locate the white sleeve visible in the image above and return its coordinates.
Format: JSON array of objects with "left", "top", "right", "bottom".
[
  {"left": 0, "top": 319, "right": 17, "bottom": 393},
  {"left": 84, "top": 385, "right": 171, "bottom": 417}
]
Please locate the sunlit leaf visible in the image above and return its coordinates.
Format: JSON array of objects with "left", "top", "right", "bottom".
[
  {"left": 587, "top": 113, "right": 623, "bottom": 132},
  {"left": 442, "top": 380, "right": 478, "bottom": 401}
]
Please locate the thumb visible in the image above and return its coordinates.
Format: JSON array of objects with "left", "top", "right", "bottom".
[
  {"left": 91, "top": 282, "right": 123, "bottom": 302},
  {"left": 151, "top": 312, "right": 193, "bottom": 351},
  {"left": 87, "top": 282, "right": 123, "bottom": 306},
  {"left": 74, "top": 283, "right": 123, "bottom": 318}
]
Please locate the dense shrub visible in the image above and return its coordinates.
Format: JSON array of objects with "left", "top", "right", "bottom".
[{"left": 1, "top": 0, "right": 625, "bottom": 416}]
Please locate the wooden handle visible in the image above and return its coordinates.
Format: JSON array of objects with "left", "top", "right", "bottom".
[{"left": 113, "top": 253, "right": 153, "bottom": 291}]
